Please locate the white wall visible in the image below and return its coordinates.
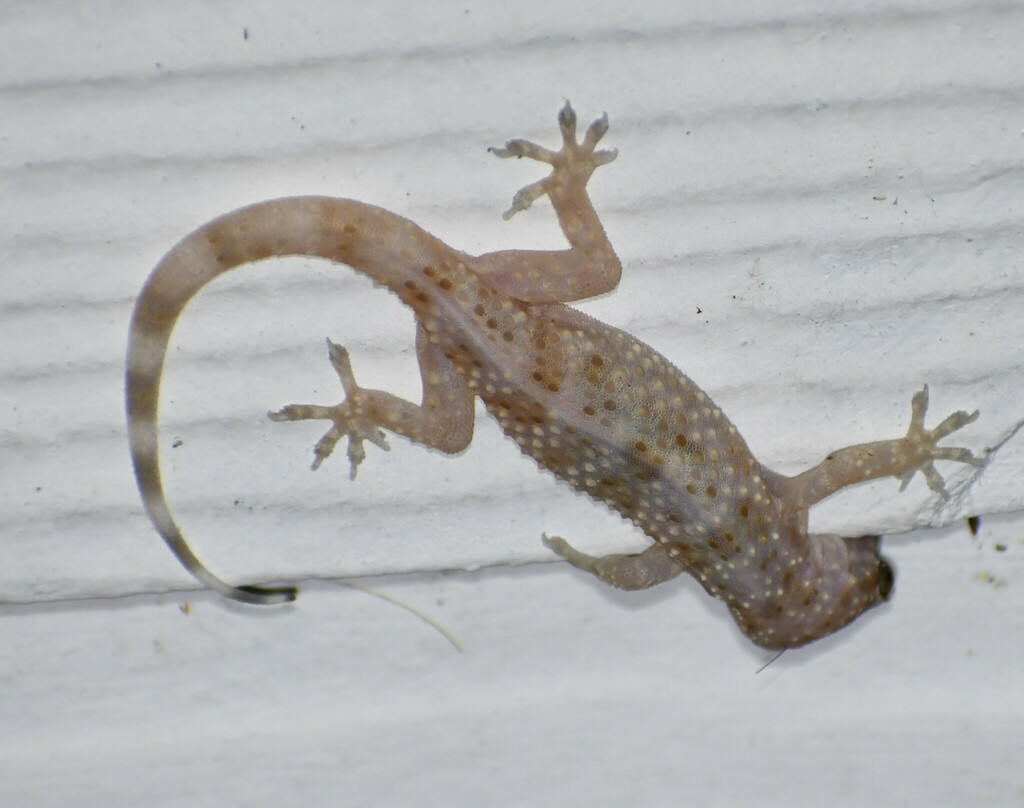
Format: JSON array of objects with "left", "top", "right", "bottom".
[{"left": 1, "top": 2, "right": 1022, "bottom": 805}]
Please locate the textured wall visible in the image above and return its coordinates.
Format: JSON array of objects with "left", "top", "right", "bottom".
[{"left": 1, "top": 2, "right": 1022, "bottom": 805}]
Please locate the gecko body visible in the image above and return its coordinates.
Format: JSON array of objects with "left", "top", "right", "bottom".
[{"left": 127, "top": 104, "right": 981, "bottom": 649}]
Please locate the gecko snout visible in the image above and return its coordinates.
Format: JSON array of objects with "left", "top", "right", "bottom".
[{"left": 877, "top": 555, "right": 895, "bottom": 601}]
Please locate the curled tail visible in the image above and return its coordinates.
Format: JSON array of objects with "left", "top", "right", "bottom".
[{"left": 126, "top": 196, "right": 450, "bottom": 603}]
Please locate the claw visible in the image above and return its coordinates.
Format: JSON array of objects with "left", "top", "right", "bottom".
[
  {"left": 489, "top": 139, "right": 557, "bottom": 163},
  {"left": 931, "top": 408, "right": 980, "bottom": 442},
  {"left": 311, "top": 423, "right": 346, "bottom": 471},
  {"left": 557, "top": 100, "right": 577, "bottom": 139},
  {"left": 542, "top": 533, "right": 588, "bottom": 567},
  {"left": 501, "top": 177, "right": 549, "bottom": 220},
  {"left": 582, "top": 112, "right": 609, "bottom": 149}
]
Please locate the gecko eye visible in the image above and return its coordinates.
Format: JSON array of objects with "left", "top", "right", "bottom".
[{"left": 876, "top": 556, "right": 895, "bottom": 601}]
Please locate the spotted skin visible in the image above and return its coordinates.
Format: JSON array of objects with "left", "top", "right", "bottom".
[{"left": 126, "top": 103, "right": 982, "bottom": 648}]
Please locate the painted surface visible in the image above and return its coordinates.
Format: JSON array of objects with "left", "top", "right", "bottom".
[{"left": 1, "top": 2, "right": 1022, "bottom": 805}]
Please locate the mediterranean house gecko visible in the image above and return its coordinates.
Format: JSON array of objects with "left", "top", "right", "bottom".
[{"left": 126, "top": 103, "right": 982, "bottom": 650}]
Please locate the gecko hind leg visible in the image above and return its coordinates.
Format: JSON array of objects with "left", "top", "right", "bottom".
[
  {"left": 542, "top": 535, "right": 685, "bottom": 591},
  {"left": 269, "top": 339, "right": 390, "bottom": 479},
  {"left": 479, "top": 102, "right": 622, "bottom": 303}
]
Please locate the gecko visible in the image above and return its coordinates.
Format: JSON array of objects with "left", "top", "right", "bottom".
[{"left": 126, "top": 103, "right": 982, "bottom": 650}]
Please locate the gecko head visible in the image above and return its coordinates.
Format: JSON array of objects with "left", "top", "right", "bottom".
[{"left": 731, "top": 533, "right": 896, "bottom": 650}]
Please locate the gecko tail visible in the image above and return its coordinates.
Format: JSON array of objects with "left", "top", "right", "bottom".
[
  {"left": 151, "top": 500, "right": 298, "bottom": 605},
  {"left": 123, "top": 200, "right": 321, "bottom": 604},
  {"left": 127, "top": 196, "right": 442, "bottom": 601},
  {"left": 127, "top": 353, "right": 298, "bottom": 604}
]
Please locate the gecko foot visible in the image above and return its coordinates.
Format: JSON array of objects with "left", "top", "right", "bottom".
[
  {"left": 898, "top": 385, "right": 983, "bottom": 498},
  {"left": 489, "top": 101, "right": 618, "bottom": 220},
  {"left": 542, "top": 534, "right": 685, "bottom": 590},
  {"left": 269, "top": 339, "right": 389, "bottom": 479},
  {"left": 542, "top": 533, "right": 590, "bottom": 567}
]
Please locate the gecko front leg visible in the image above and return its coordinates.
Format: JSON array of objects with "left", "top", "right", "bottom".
[
  {"left": 542, "top": 535, "right": 686, "bottom": 591},
  {"left": 782, "top": 385, "right": 983, "bottom": 509}
]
